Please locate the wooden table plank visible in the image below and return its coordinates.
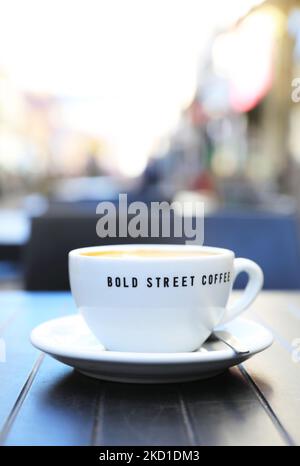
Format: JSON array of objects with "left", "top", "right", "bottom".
[
  {"left": 0, "top": 292, "right": 75, "bottom": 441},
  {"left": 3, "top": 358, "right": 100, "bottom": 446},
  {"left": 179, "top": 367, "right": 286, "bottom": 446},
  {"left": 1, "top": 291, "right": 300, "bottom": 446},
  {"left": 91, "top": 367, "right": 286, "bottom": 446},
  {"left": 92, "top": 381, "right": 192, "bottom": 446},
  {"left": 243, "top": 292, "right": 300, "bottom": 446},
  {"left": 3, "top": 361, "right": 286, "bottom": 446}
]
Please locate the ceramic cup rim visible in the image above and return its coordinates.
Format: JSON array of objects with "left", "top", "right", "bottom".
[{"left": 69, "top": 244, "right": 234, "bottom": 262}]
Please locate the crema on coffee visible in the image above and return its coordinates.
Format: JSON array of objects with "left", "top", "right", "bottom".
[{"left": 81, "top": 249, "right": 219, "bottom": 258}]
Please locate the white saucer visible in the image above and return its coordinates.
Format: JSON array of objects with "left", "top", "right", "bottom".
[{"left": 30, "top": 315, "right": 273, "bottom": 384}]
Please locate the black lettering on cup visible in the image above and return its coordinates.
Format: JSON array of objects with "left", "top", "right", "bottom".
[
  {"left": 123, "top": 277, "right": 129, "bottom": 288},
  {"left": 107, "top": 276, "right": 113, "bottom": 287},
  {"left": 164, "top": 277, "right": 170, "bottom": 287},
  {"left": 132, "top": 277, "right": 138, "bottom": 288}
]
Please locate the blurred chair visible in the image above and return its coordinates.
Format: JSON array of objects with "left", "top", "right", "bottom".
[
  {"left": 0, "top": 209, "right": 29, "bottom": 263},
  {"left": 204, "top": 211, "right": 300, "bottom": 289},
  {"left": 0, "top": 209, "right": 29, "bottom": 289},
  {"left": 24, "top": 213, "right": 184, "bottom": 290},
  {"left": 24, "top": 210, "right": 300, "bottom": 291},
  {"left": 0, "top": 261, "right": 23, "bottom": 290}
]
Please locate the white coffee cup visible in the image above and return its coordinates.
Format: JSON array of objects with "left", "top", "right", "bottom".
[{"left": 69, "top": 244, "right": 263, "bottom": 353}]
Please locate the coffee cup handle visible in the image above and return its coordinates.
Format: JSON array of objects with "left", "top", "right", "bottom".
[{"left": 219, "top": 258, "right": 264, "bottom": 326}]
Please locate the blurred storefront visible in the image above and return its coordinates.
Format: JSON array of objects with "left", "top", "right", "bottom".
[
  {"left": 1, "top": 0, "right": 297, "bottom": 208},
  {"left": 143, "top": 0, "right": 300, "bottom": 211}
]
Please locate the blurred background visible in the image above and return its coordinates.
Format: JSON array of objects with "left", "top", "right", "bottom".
[{"left": 1, "top": 0, "right": 300, "bottom": 291}]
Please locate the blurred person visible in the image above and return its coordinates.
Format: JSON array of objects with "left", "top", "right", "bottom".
[{"left": 83, "top": 139, "right": 109, "bottom": 177}]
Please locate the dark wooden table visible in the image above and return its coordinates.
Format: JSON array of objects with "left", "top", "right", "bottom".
[{"left": 0, "top": 291, "right": 300, "bottom": 446}]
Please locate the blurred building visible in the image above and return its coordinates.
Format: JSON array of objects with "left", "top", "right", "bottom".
[{"left": 0, "top": 2, "right": 300, "bottom": 210}]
